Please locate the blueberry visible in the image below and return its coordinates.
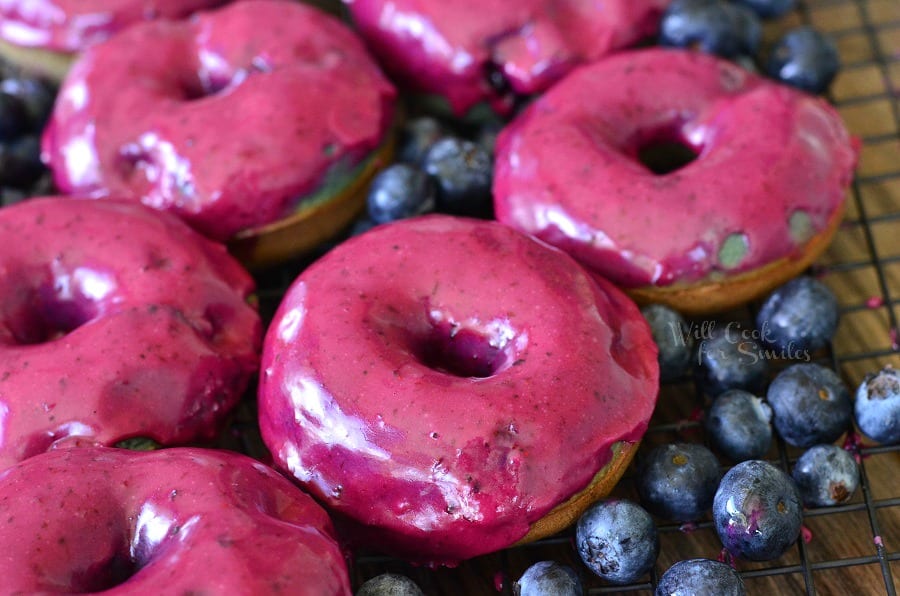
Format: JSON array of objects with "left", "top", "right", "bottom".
[
  {"left": 765, "top": 27, "right": 840, "bottom": 94},
  {"left": 731, "top": 0, "right": 795, "bottom": 19},
  {"left": 756, "top": 276, "right": 839, "bottom": 355},
  {"left": 348, "top": 215, "right": 377, "bottom": 237},
  {"left": 0, "top": 134, "right": 45, "bottom": 189},
  {"left": 792, "top": 444, "right": 859, "bottom": 508},
  {"left": 636, "top": 443, "right": 722, "bottom": 522},
  {"left": 514, "top": 561, "right": 583, "bottom": 596},
  {"left": 356, "top": 573, "right": 424, "bottom": 596},
  {"left": 641, "top": 304, "right": 694, "bottom": 381},
  {"left": 575, "top": 499, "right": 659, "bottom": 584},
  {"left": 0, "top": 91, "right": 29, "bottom": 142},
  {"left": 0, "top": 76, "right": 55, "bottom": 130},
  {"left": 705, "top": 389, "right": 773, "bottom": 462},
  {"left": 713, "top": 460, "right": 802, "bottom": 561},
  {"left": 854, "top": 366, "right": 900, "bottom": 445},
  {"left": 398, "top": 116, "right": 445, "bottom": 165},
  {"left": 422, "top": 137, "right": 493, "bottom": 218},
  {"left": 659, "top": 0, "right": 763, "bottom": 59},
  {"left": 696, "top": 324, "right": 769, "bottom": 397},
  {"left": 766, "top": 363, "right": 852, "bottom": 448},
  {"left": 655, "top": 558, "right": 746, "bottom": 595},
  {"left": 366, "top": 163, "right": 436, "bottom": 224}
]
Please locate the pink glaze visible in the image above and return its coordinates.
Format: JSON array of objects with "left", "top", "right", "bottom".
[
  {"left": 0, "top": 197, "right": 261, "bottom": 470},
  {"left": 258, "top": 215, "right": 659, "bottom": 565},
  {"left": 0, "top": 0, "right": 227, "bottom": 53},
  {"left": 346, "top": 0, "right": 670, "bottom": 115},
  {"left": 493, "top": 48, "right": 858, "bottom": 288},
  {"left": 0, "top": 447, "right": 351, "bottom": 594},
  {"left": 42, "top": 0, "right": 396, "bottom": 241}
]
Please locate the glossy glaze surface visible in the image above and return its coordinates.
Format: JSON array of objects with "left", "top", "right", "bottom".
[
  {"left": 258, "top": 215, "right": 659, "bottom": 565},
  {"left": 493, "top": 48, "right": 857, "bottom": 287},
  {"left": 0, "top": 197, "right": 261, "bottom": 470},
  {"left": 0, "top": 447, "right": 351, "bottom": 594},
  {"left": 43, "top": 0, "right": 396, "bottom": 241},
  {"left": 346, "top": 0, "right": 670, "bottom": 115},
  {"left": 0, "top": 0, "right": 227, "bottom": 52}
]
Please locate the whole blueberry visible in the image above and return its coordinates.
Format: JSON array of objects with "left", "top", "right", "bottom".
[
  {"left": 766, "top": 363, "right": 852, "bottom": 448},
  {"left": 636, "top": 443, "right": 722, "bottom": 522},
  {"left": 765, "top": 26, "right": 840, "bottom": 94},
  {"left": 705, "top": 389, "right": 773, "bottom": 462},
  {"left": 756, "top": 276, "right": 839, "bottom": 355},
  {"left": 575, "top": 499, "right": 659, "bottom": 584},
  {"left": 422, "top": 137, "right": 493, "bottom": 218},
  {"left": 731, "top": 0, "right": 795, "bottom": 18},
  {"left": 792, "top": 444, "right": 859, "bottom": 508},
  {"left": 356, "top": 573, "right": 424, "bottom": 596},
  {"left": 398, "top": 116, "right": 445, "bottom": 165},
  {"left": 713, "top": 460, "right": 802, "bottom": 561},
  {"left": 855, "top": 366, "right": 900, "bottom": 445},
  {"left": 696, "top": 324, "right": 769, "bottom": 397},
  {"left": 641, "top": 304, "right": 694, "bottom": 381},
  {"left": 514, "top": 561, "right": 583, "bottom": 596},
  {"left": 0, "top": 76, "right": 55, "bottom": 130},
  {"left": 655, "top": 558, "right": 746, "bottom": 596},
  {"left": 659, "top": 0, "right": 763, "bottom": 58},
  {"left": 366, "top": 163, "right": 436, "bottom": 224}
]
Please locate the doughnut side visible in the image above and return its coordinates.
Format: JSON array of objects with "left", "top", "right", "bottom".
[
  {"left": 0, "top": 447, "right": 351, "bottom": 594},
  {"left": 626, "top": 200, "right": 846, "bottom": 314},
  {"left": 0, "top": 197, "right": 261, "bottom": 470},
  {"left": 493, "top": 47, "right": 857, "bottom": 310},
  {"left": 258, "top": 215, "right": 659, "bottom": 565}
]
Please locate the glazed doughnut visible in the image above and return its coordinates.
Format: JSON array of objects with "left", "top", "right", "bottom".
[
  {"left": 0, "top": 446, "right": 351, "bottom": 594},
  {"left": 258, "top": 215, "right": 659, "bottom": 565},
  {"left": 0, "top": 197, "right": 261, "bottom": 470},
  {"left": 0, "top": 0, "right": 227, "bottom": 80},
  {"left": 41, "top": 0, "right": 397, "bottom": 267},
  {"left": 346, "top": 0, "right": 670, "bottom": 116},
  {"left": 493, "top": 48, "right": 858, "bottom": 314}
]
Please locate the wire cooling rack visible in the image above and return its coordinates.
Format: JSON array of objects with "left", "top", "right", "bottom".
[{"left": 245, "top": 0, "right": 900, "bottom": 593}]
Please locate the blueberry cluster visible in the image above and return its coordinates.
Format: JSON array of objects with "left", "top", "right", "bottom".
[
  {"left": 0, "top": 62, "right": 55, "bottom": 205},
  {"left": 594, "top": 273, "right": 879, "bottom": 589},
  {"left": 359, "top": 114, "right": 497, "bottom": 232},
  {"left": 659, "top": 0, "right": 840, "bottom": 94}
]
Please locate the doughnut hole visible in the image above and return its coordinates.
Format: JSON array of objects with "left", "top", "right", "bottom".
[
  {"left": 410, "top": 316, "right": 523, "bottom": 379},
  {"left": 180, "top": 70, "right": 232, "bottom": 101},
  {"left": 1, "top": 266, "right": 113, "bottom": 345},
  {"left": 628, "top": 125, "right": 703, "bottom": 176},
  {"left": 75, "top": 550, "right": 138, "bottom": 592},
  {"left": 58, "top": 500, "right": 178, "bottom": 591}
]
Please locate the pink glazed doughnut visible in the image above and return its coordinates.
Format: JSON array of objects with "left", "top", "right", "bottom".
[
  {"left": 346, "top": 0, "right": 670, "bottom": 116},
  {"left": 42, "top": 0, "right": 397, "bottom": 267},
  {"left": 0, "top": 197, "right": 261, "bottom": 470},
  {"left": 0, "top": 0, "right": 228, "bottom": 79},
  {"left": 493, "top": 48, "right": 858, "bottom": 314},
  {"left": 0, "top": 447, "right": 351, "bottom": 594},
  {"left": 258, "top": 215, "right": 659, "bottom": 565}
]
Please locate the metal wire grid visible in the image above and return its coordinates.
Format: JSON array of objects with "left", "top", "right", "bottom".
[{"left": 247, "top": 1, "right": 900, "bottom": 593}]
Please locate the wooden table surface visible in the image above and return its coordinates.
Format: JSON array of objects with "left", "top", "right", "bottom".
[{"left": 321, "top": 1, "right": 900, "bottom": 594}]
